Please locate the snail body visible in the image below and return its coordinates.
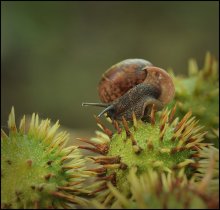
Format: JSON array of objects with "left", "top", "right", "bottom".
[
  {"left": 108, "top": 83, "right": 163, "bottom": 121},
  {"left": 83, "top": 59, "right": 175, "bottom": 121}
]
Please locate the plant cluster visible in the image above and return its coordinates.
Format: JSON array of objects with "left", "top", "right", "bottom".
[{"left": 1, "top": 53, "right": 219, "bottom": 209}]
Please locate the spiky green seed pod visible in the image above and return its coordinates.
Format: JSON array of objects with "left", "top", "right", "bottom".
[
  {"left": 1, "top": 107, "right": 89, "bottom": 209},
  {"left": 79, "top": 105, "right": 210, "bottom": 200},
  {"left": 193, "top": 145, "right": 219, "bottom": 194},
  {"left": 170, "top": 52, "right": 219, "bottom": 144},
  {"left": 92, "top": 167, "right": 218, "bottom": 209}
]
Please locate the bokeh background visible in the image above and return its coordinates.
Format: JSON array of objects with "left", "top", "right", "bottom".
[{"left": 1, "top": 1, "right": 219, "bottom": 135}]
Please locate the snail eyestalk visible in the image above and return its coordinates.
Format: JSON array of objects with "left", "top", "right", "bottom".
[
  {"left": 82, "top": 102, "right": 109, "bottom": 107},
  {"left": 98, "top": 105, "right": 114, "bottom": 117},
  {"left": 82, "top": 102, "right": 114, "bottom": 118}
]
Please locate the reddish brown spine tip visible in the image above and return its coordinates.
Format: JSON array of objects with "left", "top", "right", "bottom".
[
  {"left": 97, "top": 172, "right": 116, "bottom": 185},
  {"left": 132, "top": 111, "right": 138, "bottom": 129},
  {"left": 130, "top": 132, "right": 138, "bottom": 146},
  {"left": 44, "top": 173, "right": 53, "bottom": 180},
  {"left": 26, "top": 159, "right": 32, "bottom": 167},
  {"left": 171, "top": 147, "right": 186, "bottom": 155},
  {"left": 186, "top": 137, "right": 196, "bottom": 143},
  {"left": 160, "top": 123, "right": 165, "bottom": 133},
  {"left": 120, "top": 162, "right": 128, "bottom": 170},
  {"left": 87, "top": 167, "right": 107, "bottom": 176},
  {"left": 191, "top": 145, "right": 200, "bottom": 151},
  {"left": 171, "top": 135, "right": 176, "bottom": 142},
  {"left": 170, "top": 147, "right": 177, "bottom": 154},
  {"left": 89, "top": 183, "right": 108, "bottom": 196},
  {"left": 150, "top": 104, "right": 156, "bottom": 126},
  {"left": 159, "top": 124, "right": 167, "bottom": 142},
  {"left": 190, "top": 153, "right": 200, "bottom": 158},
  {"left": 110, "top": 172, "right": 117, "bottom": 186},
  {"left": 113, "top": 120, "right": 122, "bottom": 134},
  {"left": 122, "top": 116, "right": 139, "bottom": 146},
  {"left": 189, "top": 162, "right": 199, "bottom": 169},
  {"left": 51, "top": 191, "right": 77, "bottom": 204},
  {"left": 92, "top": 156, "right": 121, "bottom": 165},
  {"left": 147, "top": 140, "right": 154, "bottom": 150},
  {"left": 78, "top": 137, "right": 105, "bottom": 149},
  {"left": 122, "top": 116, "right": 131, "bottom": 137},
  {"left": 174, "top": 111, "right": 192, "bottom": 133},
  {"left": 65, "top": 181, "right": 83, "bottom": 187},
  {"left": 79, "top": 143, "right": 109, "bottom": 155},
  {"left": 95, "top": 116, "right": 113, "bottom": 138},
  {"left": 169, "top": 104, "right": 177, "bottom": 124}
]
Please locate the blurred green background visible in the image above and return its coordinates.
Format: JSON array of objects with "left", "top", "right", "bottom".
[{"left": 1, "top": 1, "right": 219, "bottom": 133}]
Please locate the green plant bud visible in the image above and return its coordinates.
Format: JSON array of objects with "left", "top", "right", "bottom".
[
  {"left": 79, "top": 105, "right": 211, "bottom": 203},
  {"left": 1, "top": 107, "right": 89, "bottom": 209}
]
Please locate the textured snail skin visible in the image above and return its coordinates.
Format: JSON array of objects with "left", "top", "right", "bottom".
[{"left": 106, "top": 83, "right": 163, "bottom": 121}]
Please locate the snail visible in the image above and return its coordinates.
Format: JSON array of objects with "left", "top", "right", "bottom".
[{"left": 82, "top": 59, "right": 175, "bottom": 121}]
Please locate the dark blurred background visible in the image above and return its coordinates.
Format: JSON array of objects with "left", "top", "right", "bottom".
[{"left": 1, "top": 1, "right": 219, "bottom": 133}]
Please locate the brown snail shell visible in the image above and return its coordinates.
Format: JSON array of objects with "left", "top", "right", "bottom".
[
  {"left": 98, "top": 59, "right": 153, "bottom": 103},
  {"left": 142, "top": 66, "right": 175, "bottom": 105}
]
